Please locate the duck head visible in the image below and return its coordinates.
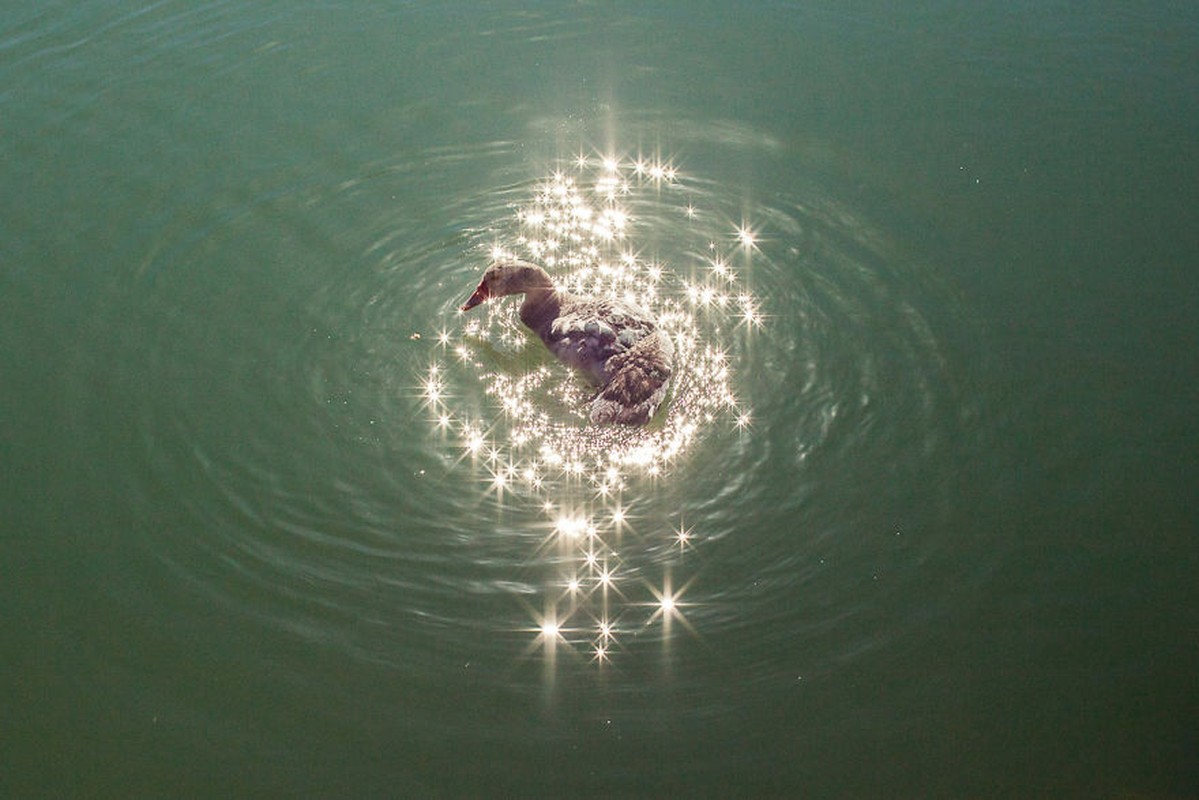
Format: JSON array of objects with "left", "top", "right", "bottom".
[{"left": 461, "top": 260, "right": 554, "bottom": 311}]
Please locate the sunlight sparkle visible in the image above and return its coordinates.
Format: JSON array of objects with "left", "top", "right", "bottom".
[{"left": 420, "top": 151, "right": 764, "bottom": 668}]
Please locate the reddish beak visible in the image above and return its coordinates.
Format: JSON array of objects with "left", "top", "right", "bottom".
[{"left": 460, "top": 281, "right": 488, "bottom": 311}]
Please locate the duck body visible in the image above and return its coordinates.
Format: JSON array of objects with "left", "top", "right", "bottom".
[{"left": 461, "top": 260, "right": 673, "bottom": 425}]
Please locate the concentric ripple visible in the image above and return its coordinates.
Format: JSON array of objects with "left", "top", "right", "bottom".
[
  {"left": 421, "top": 156, "right": 764, "bottom": 664},
  {"left": 102, "top": 127, "right": 974, "bottom": 690}
]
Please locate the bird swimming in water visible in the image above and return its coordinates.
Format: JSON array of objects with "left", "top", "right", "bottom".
[{"left": 460, "top": 259, "right": 674, "bottom": 425}]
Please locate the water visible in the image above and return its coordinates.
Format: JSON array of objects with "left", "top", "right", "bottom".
[{"left": 3, "top": 2, "right": 1196, "bottom": 796}]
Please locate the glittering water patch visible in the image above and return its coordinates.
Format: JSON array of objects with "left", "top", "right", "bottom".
[{"left": 420, "top": 154, "right": 762, "bottom": 665}]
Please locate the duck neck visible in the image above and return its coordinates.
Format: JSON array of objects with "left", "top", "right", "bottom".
[{"left": 519, "top": 286, "right": 560, "bottom": 334}]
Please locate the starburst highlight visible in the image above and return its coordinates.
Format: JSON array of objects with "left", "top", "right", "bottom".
[{"left": 420, "top": 151, "right": 763, "bottom": 668}]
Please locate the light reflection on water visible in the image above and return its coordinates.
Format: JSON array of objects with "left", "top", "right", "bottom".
[
  {"left": 100, "top": 120, "right": 974, "bottom": 701},
  {"left": 422, "top": 155, "right": 762, "bottom": 666}
]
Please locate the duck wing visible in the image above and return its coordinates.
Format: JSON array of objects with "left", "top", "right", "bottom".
[
  {"left": 544, "top": 298, "right": 656, "bottom": 382},
  {"left": 589, "top": 330, "right": 674, "bottom": 425}
]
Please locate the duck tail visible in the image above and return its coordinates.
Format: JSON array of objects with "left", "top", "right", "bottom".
[{"left": 589, "top": 331, "right": 674, "bottom": 425}]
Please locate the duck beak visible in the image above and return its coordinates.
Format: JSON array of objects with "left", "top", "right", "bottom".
[{"left": 460, "top": 281, "right": 489, "bottom": 311}]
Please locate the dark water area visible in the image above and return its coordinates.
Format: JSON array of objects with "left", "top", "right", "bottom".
[{"left": 2, "top": 2, "right": 1197, "bottom": 797}]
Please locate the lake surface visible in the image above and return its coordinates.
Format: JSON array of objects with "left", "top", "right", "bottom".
[{"left": 3, "top": 2, "right": 1196, "bottom": 796}]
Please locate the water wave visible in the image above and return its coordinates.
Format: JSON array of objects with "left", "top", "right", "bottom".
[{"left": 100, "top": 130, "right": 979, "bottom": 692}]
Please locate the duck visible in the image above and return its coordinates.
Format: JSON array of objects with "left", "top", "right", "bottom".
[{"left": 460, "top": 259, "right": 674, "bottom": 425}]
